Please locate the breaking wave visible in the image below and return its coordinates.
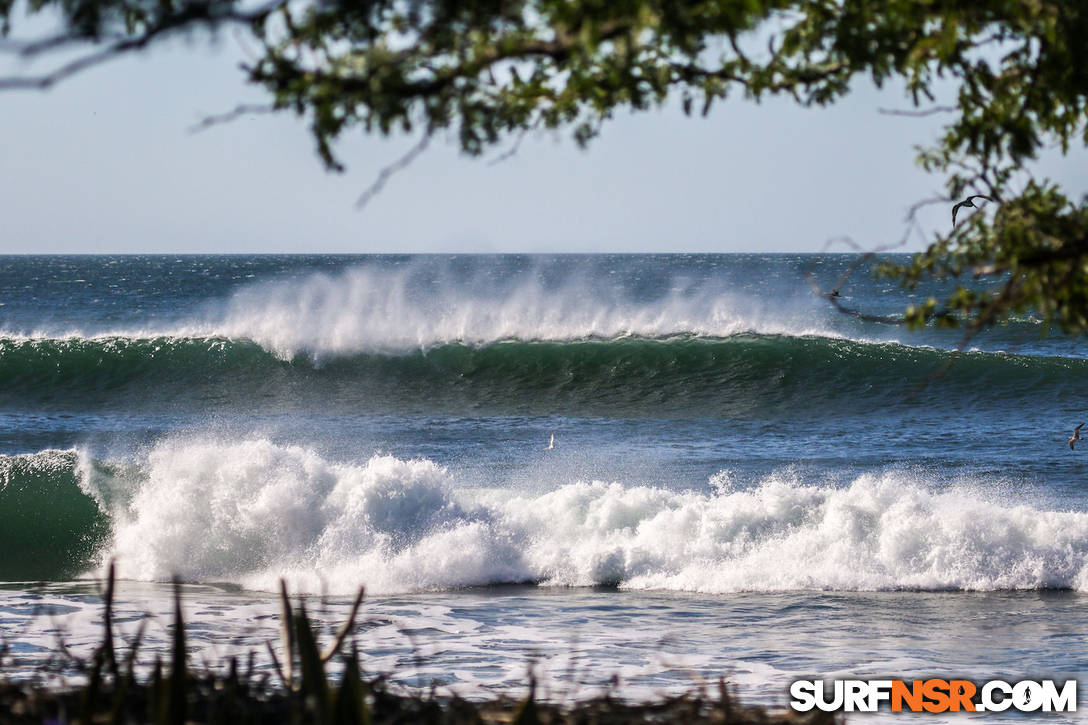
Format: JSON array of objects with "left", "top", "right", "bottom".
[
  {"left": 14, "top": 440, "right": 1088, "bottom": 593},
  {"left": 0, "top": 333, "right": 1081, "bottom": 415},
  {"left": 0, "top": 450, "right": 110, "bottom": 580}
]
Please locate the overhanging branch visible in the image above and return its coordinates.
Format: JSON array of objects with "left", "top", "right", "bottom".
[{"left": 0, "top": 0, "right": 287, "bottom": 91}]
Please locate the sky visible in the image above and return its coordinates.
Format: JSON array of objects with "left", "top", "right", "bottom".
[{"left": 1, "top": 29, "right": 1085, "bottom": 254}]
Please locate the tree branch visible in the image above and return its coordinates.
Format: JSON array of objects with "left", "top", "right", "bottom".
[
  {"left": 356, "top": 127, "right": 432, "bottom": 210},
  {"left": 0, "top": 0, "right": 287, "bottom": 91},
  {"left": 806, "top": 196, "right": 946, "bottom": 323},
  {"left": 877, "top": 105, "right": 957, "bottom": 117},
  {"left": 188, "top": 102, "right": 276, "bottom": 133}
]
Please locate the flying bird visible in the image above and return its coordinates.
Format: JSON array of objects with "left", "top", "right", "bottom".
[
  {"left": 952, "top": 194, "right": 994, "bottom": 226},
  {"left": 546, "top": 433, "right": 555, "bottom": 451},
  {"left": 1070, "top": 423, "right": 1084, "bottom": 450}
]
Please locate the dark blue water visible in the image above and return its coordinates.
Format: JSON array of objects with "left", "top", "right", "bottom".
[{"left": 2, "top": 254, "right": 1087, "bottom": 719}]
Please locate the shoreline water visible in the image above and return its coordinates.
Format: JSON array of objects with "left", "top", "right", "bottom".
[
  {"left": 4, "top": 581, "right": 1087, "bottom": 708},
  {"left": 2, "top": 580, "right": 832, "bottom": 725}
]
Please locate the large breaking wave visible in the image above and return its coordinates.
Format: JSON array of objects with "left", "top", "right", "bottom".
[
  {"left": 10, "top": 440, "right": 1088, "bottom": 593},
  {"left": 0, "top": 333, "right": 1081, "bottom": 415},
  {"left": 2, "top": 264, "right": 839, "bottom": 351},
  {"left": 2, "top": 264, "right": 1078, "bottom": 415}
]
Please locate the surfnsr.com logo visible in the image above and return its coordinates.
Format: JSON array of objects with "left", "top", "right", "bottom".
[{"left": 790, "top": 679, "right": 1077, "bottom": 713}]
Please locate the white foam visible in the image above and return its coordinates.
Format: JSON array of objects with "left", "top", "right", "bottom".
[
  {"left": 0, "top": 449, "right": 79, "bottom": 486},
  {"left": 89, "top": 438, "right": 1088, "bottom": 595}
]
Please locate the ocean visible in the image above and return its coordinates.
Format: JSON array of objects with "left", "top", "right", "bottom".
[{"left": 1, "top": 254, "right": 1086, "bottom": 721}]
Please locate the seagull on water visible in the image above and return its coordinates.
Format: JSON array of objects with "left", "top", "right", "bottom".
[
  {"left": 952, "top": 194, "right": 994, "bottom": 226},
  {"left": 546, "top": 433, "right": 555, "bottom": 450},
  {"left": 1070, "top": 423, "right": 1084, "bottom": 450}
]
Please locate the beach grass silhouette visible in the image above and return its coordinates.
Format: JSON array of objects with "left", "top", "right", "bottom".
[{"left": 0, "top": 565, "right": 833, "bottom": 725}]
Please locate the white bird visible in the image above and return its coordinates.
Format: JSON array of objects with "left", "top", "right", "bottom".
[
  {"left": 1070, "top": 423, "right": 1084, "bottom": 450},
  {"left": 546, "top": 433, "right": 555, "bottom": 450},
  {"left": 952, "top": 194, "right": 994, "bottom": 226}
]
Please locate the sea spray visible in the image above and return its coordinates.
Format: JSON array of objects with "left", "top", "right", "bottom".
[
  {"left": 72, "top": 438, "right": 1088, "bottom": 594},
  {"left": 0, "top": 263, "right": 841, "bottom": 352},
  {"left": 213, "top": 264, "right": 841, "bottom": 358}
]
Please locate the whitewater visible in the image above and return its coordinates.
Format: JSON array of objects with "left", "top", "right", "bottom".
[
  {"left": 2, "top": 254, "right": 1086, "bottom": 721},
  {"left": 6, "top": 442, "right": 1088, "bottom": 594}
]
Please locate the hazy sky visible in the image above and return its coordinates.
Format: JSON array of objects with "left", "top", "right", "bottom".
[{"left": 2, "top": 33, "right": 1085, "bottom": 254}]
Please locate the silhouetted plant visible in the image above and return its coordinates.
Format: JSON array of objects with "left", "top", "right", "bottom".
[{"left": 0, "top": 566, "right": 835, "bottom": 724}]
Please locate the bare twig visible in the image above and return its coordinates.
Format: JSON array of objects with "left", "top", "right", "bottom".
[
  {"left": 0, "top": 32, "right": 124, "bottom": 56},
  {"left": 904, "top": 278, "right": 1017, "bottom": 399},
  {"left": 188, "top": 103, "right": 276, "bottom": 133},
  {"left": 806, "top": 236, "right": 907, "bottom": 324},
  {"left": 877, "top": 105, "right": 957, "bottom": 117},
  {"left": 0, "top": 41, "right": 144, "bottom": 89},
  {"left": 356, "top": 127, "right": 433, "bottom": 210},
  {"left": 805, "top": 195, "right": 947, "bottom": 323},
  {"left": 486, "top": 122, "right": 539, "bottom": 166}
]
